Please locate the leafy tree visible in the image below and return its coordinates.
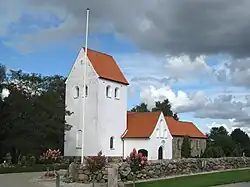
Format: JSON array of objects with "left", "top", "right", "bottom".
[
  {"left": 233, "top": 143, "right": 242, "bottom": 157},
  {"left": 130, "top": 99, "right": 179, "bottom": 120},
  {"left": 130, "top": 103, "right": 150, "bottom": 112},
  {"left": 209, "top": 126, "right": 228, "bottom": 140},
  {"left": 204, "top": 126, "right": 250, "bottom": 158},
  {"left": 231, "top": 128, "right": 250, "bottom": 156},
  {"left": 201, "top": 144, "right": 224, "bottom": 158},
  {"left": 152, "top": 99, "right": 179, "bottom": 120},
  {"left": 181, "top": 136, "right": 191, "bottom": 158},
  {"left": 213, "top": 135, "right": 235, "bottom": 157},
  {"left": 0, "top": 69, "right": 72, "bottom": 163}
]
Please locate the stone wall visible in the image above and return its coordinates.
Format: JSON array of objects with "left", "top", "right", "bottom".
[
  {"left": 172, "top": 137, "right": 206, "bottom": 158},
  {"left": 71, "top": 157, "right": 250, "bottom": 183}
]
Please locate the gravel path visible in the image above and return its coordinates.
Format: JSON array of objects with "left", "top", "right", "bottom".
[
  {"left": 0, "top": 172, "right": 46, "bottom": 187},
  {"left": 0, "top": 172, "right": 102, "bottom": 187}
]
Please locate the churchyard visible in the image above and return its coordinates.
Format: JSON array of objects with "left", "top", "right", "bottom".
[{"left": 1, "top": 66, "right": 250, "bottom": 187}]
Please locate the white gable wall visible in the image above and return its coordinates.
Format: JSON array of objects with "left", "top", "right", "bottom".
[
  {"left": 64, "top": 48, "right": 100, "bottom": 156},
  {"left": 123, "top": 113, "right": 173, "bottom": 160}
]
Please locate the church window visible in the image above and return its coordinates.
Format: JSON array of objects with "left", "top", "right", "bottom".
[
  {"left": 75, "top": 86, "right": 80, "bottom": 98},
  {"left": 110, "top": 136, "right": 114, "bottom": 149},
  {"left": 76, "top": 130, "right": 82, "bottom": 148},
  {"left": 160, "top": 119, "right": 164, "bottom": 138},
  {"left": 106, "top": 85, "right": 112, "bottom": 98},
  {"left": 156, "top": 128, "right": 160, "bottom": 138},
  {"left": 164, "top": 129, "right": 167, "bottom": 138},
  {"left": 114, "top": 87, "right": 120, "bottom": 99},
  {"left": 85, "top": 85, "right": 88, "bottom": 97}
]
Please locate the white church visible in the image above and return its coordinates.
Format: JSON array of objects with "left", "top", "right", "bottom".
[{"left": 64, "top": 48, "right": 207, "bottom": 160}]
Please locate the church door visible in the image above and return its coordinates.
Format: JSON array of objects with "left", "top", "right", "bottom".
[{"left": 158, "top": 146, "right": 163, "bottom": 160}]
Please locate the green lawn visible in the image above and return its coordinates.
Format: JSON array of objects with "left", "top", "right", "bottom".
[{"left": 126, "top": 169, "right": 250, "bottom": 187}]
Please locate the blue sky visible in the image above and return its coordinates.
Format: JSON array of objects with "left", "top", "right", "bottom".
[{"left": 1, "top": 0, "right": 250, "bottom": 135}]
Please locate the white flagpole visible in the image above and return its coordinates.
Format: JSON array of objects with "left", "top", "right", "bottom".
[{"left": 81, "top": 8, "right": 90, "bottom": 164}]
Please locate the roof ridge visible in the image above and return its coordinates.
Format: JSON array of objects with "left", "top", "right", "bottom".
[
  {"left": 179, "top": 121, "right": 194, "bottom": 124},
  {"left": 127, "top": 111, "right": 161, "bottom": 113},
  {"left": 83, "top": 47, "right": 112, "bottom": 57}
]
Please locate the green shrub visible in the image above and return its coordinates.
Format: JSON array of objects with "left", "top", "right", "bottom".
[
  {"left": 4, "top": 153, "right": 12, "bottom": 165},
  {"left": 181, "top": 136, "right": 191, "bottom": 158},
  {"left": 0, "top": 163, "right": 68, "bottom": 174},
  {"left": 20, "top": 156, "right": 27, "bottom": 166},
  {"left": 29, "top": 156, "right": 36, "bottom": 166}
]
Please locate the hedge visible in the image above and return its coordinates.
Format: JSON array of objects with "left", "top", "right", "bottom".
[{"left": 0, "top": 163, "right": 68, "bottom": 174}]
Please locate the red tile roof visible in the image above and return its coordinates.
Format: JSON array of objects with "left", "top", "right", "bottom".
[
  {"left": 165, "top": 117, "right": 207, "bottom": 138},
  {"left": 84, "top": 48, "right": 129, "bottom": 85},
  {"left": 122, "top": 112, "right": 207, "bottom": 139},
  {"left": 122, "top": 112, "right": 161, "bottom": 138}
]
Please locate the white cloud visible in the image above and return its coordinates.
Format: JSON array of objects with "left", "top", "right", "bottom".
[
  {"left": 140, "top": 85, "right": 207, "bottom": 113},
  {"left": 1, "top": 88, "right": 10, "bottom": 100},
  {"left": 163, "top": 55, "right": 212, "bottom": 81},
  {"left": 214, "top": 57, "right": 250, "bottom": 88},
  {"left": 139, "top": 84, "right": 250, "bottom": 130}
]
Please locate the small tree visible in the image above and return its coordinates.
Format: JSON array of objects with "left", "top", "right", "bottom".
[
  {"left": 39, "top": 149, "right": 62, "bottom": 178},
  {"left": 40, "top": 149, "right": 62, "bottom": 164},
  {"left": 181, "top": 136, "right": 191, "bottom": 158},
  {"left": 126, "top": 148, "right": 147, "bottom": 187},
  {"left": 85, "top": 151, "right": 106, "bottom": 187}
]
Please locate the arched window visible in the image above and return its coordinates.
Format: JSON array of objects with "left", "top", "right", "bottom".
[
  {"left": 85, "top": 85, "right": 88, "bottom": 97},
  {"left": 110, "top": 136, "right": 114, "bottom": 149},
  {"left": 156, "top": 128, "right": 160, "bottom": 138},
  {"left": 160, "top": 119, "right": 164, "bottom": 137},
  {"left": 76, "top": 130, "right": 82, "bottom": 148},
  {"left": 164, "top": 129, "right": 167, "bottom": 138},
  {"left": 106, "top": 85, "right": 111, "bottom": 98},
  {"left": 114, "top": 87, "right": 120, "bottom": 99},
  {"left": 75, "top": 86, "right": 80, "bottom": 98}
]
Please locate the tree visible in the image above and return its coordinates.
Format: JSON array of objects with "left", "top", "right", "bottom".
[
  {"left": 233, "top": 143, "right": 242, "bottom": 157},
  {"left": 201, "top": 143, "right": 225, "bottom": 158},
  {"left": 0, "top": 69, "right": 72, "bottom": 163},
  {"left": 130, "top": 99, "right": 179, "bottom": 120},
  {"left": 209, "top": 126, "right": 228, "bottom": 140},
  {"left": 0, "top": 64, "right": 6, "bottom": 92},
  {"left": 231, "top": 128, "right": 250, "bottom": 154},
  {"left": 181, "top": 136, "right": 191, "bottom": 158},
  {"left": 130, "top": 103, "right": 150, "bottom": 112},
  {"left": 204, "top": 126, "right": 248, "bottom": 158},
  {"left": 152, "top": 99, "right": 179, "bottom": 120}
]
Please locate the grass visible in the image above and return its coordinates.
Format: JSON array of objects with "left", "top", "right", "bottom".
[{"left": 126, "top": 169, "right": 250, "bottom": 187}]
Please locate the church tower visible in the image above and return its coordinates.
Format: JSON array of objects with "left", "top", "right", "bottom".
[{"left": 64, "top": 48, "right": 129, "bottom": 157}]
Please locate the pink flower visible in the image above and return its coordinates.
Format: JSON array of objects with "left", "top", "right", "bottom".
[{"left": 132, "top": 148, "right": 137, "bottom": 154}]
